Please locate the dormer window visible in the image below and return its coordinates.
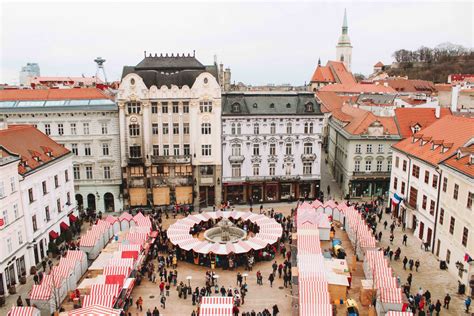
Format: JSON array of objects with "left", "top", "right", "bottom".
[
  {"left": 470, "top": 154, "right": 474, "bottom": 165},
  {"left": 269, "top": 103, "right": 275, "bottom": 109},
  {"left": 441, "top": 146, "right": 449, "bottom": 153},
  {"left": 231, "top": 102, "right": 241, "bottom": 113},
  {"left": 305, "top": 102, "right": 314, "bottom": 112},
  {"left": 286, "top": 103, "right": 291, "bottom": 108},
  {"left": 412, "top": 125, "right": 421, "bottom": 134},
  {"left": 253, "top": 103, "right": 258, "bottom": 108}
]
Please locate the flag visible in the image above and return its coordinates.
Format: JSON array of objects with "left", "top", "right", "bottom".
[{"left": 465, "top": 253, "right": 473, "bottom": 262}]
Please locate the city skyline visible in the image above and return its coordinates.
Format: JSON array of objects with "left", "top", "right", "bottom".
[{"left": 1, "top": 1, "right": 472, "bottom": 85}]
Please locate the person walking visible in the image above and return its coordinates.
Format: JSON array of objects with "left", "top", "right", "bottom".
[
  {"left": 465, "top": 296, "right": 471, "bottom": 313},
  {"left": 272, "top": 304, "right": 279, "bottom": 316},
  {"left": 16, "top": 295, "right": 23, "bottom": 307},
  {"left": 268, "top": 273, "right": 275, "bottom": 288},
  {"left": 152, "top": 307, "right": 160, "bottom": 316},
  {"left": 407, "top": 273, "right": 413, "bottom": 286},
  {"left": 389, "top": 234, "right": 394, "bottom": 245},
  {"left": 402, "top": 234, "right": 408, "bottom": 246},
  {"left": 409, "top": 259, "right": 414, "bottom": 271},
  {"left": 403, "top": 256, "right": 408, "bottom": 270},
  {"left": 383, "top": 220, "right": 388, "bottom": 230},
  {"left": 444, "top": 293, "right": 451, "bottom": 309},
  {"left": 435, "top": 299, "right": 441, "bottom": 315},
  {"left": 136, "top": 297, "right": 143, "bottom": 312},
  {"left": 415, "top": 259, "right": 420, "bottom": 272},
  {"left": 160, "top": 295, "right": 166, "bottom": 309},
  {"left": 237, "top": 272, "right": 243, "bottom": 287}
]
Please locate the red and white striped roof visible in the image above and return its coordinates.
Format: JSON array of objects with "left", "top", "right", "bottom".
[
  {"left": 90, "top": 284, "right": 121, "bottom": 297},
  {"left": 7, "top": 306, "right": 40, "bottom": 316},
  {"left": 68, "top": 304, "right": 121, "bottom": 316},
  {"left": 65, "top": 250, "right": 84, "bottom": 261},
  {"left": 379, "top": 287, "right": 403, "bottom": 304},
  {"left": 105, "top": 215, "right": 118, "bottom": 224},
  {"left": 80, "top": 230, "right": 100, "bottom": 247},
  {"left": 118, "top": 212, "right": 133, "bottom": 222},
  {"left": 103, "top": 266, "right": 131, "bottom": 277},
  {"left": 386, "top": 312, "right": 414, "bottom": 316},
  {"left": 200, "top": 296, "right": 233, "bottom": 316},
  {"left": 82, "top": 295, "right": 116, "bottom": 308},
  {"left": 133, "top": 212, "right": 152, "bottom": 227},
  {"left": 29, "top": 284, "right": 51, "bottom": 300},
  {"left": 107, "top": 258, "right": 134, "bottom": 269},
  {"left": 125, "top": 232, "right": 148, "bottom": 245},
  {"left": 299, "top": 303, "right": 333, "bottom": 316},
  {"left": 118, "top": 244, "right": 142, "bottom": 252}
]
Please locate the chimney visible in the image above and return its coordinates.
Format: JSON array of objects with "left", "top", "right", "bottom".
[
  {"left": 0, "top": 117, "right": 8, "bottom": 130},
  {"left": 435, "top": 104, "right": 440, "bottom": 119},
  {"left": 451, "top": 84, "right": 460, "bottom": 112}
]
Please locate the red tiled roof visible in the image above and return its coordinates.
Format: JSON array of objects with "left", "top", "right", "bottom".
[
  {"left": 311, "top": 66, "right": 335, "bottom": 83},
  {"left": 374, "top": 62, "right": 384, "bottom": 67},
  {"left": 0, "top": 88, "right": 111, "bottom": 101},
  {"left": 374, "top": 79, "right": 435, "bottom": 93},
  {"left": 327, "top": 61, "right": 357, "bottom": 85},
  {"left": 392, "top": 116, "right": 474, "bottom": 166},
  {"left": 315, "top": 91, "right": 356, "bottom": 114},
  {"left": 441, "top": 144, "right": 474, "bottom": 177},
  {"left": 319, "top": 83, "right": 396, "bottom": 94},
  {"left": 0, "top": 125, "right": 70, "bottom": 175},
  {"left": 435, "top": 84, "right": 452, "bottom": 92}
]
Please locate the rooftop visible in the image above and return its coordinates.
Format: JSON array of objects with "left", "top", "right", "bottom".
[
  {"left": 374, "top": 78, "right": 436, "bottom": 94},
  {"left": 310, "top": 61, "right": 356, "bottom": 85},
  {"left": 441, "top": 144, "right": 474, "bottom": 178},
  {"left": 319, "top": 83, "right": 396, "bottom": 94},
  {"left": 394, "top": 107, "right": 452, "bottom": 138}
]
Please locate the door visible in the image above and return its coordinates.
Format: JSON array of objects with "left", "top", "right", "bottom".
[
  {"left": 427, "top": 228, "right": 432, "bottom": 245},
  {"left": 33, "top": 244, "right": 40, "bottom": 265},
  {"left": 87, "top": 193, "right": 96, "bottom": 210},
  {"left": 103, "top": 193, "right": 115, "bottom": 212},
  {"left": 436, "top": 239, "right": 441, "bottom": 257},
  {"left": 39, "top": 240, "right": 45, "bottom": 260},
  {"left": 419, "top": 221, "right": 424, "bottom": 240},
  {"left": 75, "top": 194, "right": 84, "bottom": 210}
]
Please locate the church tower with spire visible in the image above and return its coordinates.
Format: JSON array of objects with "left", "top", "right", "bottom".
[{"left": 336, "top": 9, "right": 352, "bottom": 71}]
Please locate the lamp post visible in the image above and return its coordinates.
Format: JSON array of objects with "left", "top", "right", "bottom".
[
  {"left": 242, "top": 273, "right": 248, "bottom": 284},
  {"left": 213, "top": 274, "right": 219, "bottom": 287},
  {"left": 186, "top": 275, "right": 192, "bottom": 288}
]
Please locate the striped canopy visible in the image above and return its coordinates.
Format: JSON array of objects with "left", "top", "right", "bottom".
[
  {"left": 133, "top": 212, "right": 151, "bottom": 227},
  {"left": 200, "top": 297, "right": 233, "bottom": 316},
  {"left": 68, "top": 304, "right": 121, "bottom": 316},
  {"left": 7, "top": 306, "right": 40, "bottom": 316},
  {"left": 29, "top": 284, "right": 51, "bottom": 300},
  {"left": 386, "top": 312, "right": 414, "bottom": 316},
  {"left": 65, "top": 250, "right": 84, "bottom": 261},
  {"left": 107, "top": 258, "right": 134, "bottom": 269},
  {"left": 103, "top": 266, "right": 131, "bottom": 277},
  {"left": 379, "top": 287, "right": 403, "bottom": 304},
  {"left": 90, "top": 284, "right": 121, "bottom": 297},
  {"left": 82, "top": 295, "right": 116, "bottom": 308}
]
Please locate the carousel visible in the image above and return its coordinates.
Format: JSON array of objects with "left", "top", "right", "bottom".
[{"left": 166, "top": 211, "right": 283, "bottom": 268}]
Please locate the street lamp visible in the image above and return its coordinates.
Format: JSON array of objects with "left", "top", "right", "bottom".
[
  {"left": 242, "top": 273, "right": 248, "bottom": 284},
  {"left": 186, "top": 275, "right": 192, "bottom": 288},
  {"left": 213, "top": 274, "right": 219, "bottom": 287}
]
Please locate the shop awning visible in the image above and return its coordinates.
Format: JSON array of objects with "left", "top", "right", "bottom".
[
  {"left": 150, "top": 231, "right": 159, "bottom": 238},
  {"left": 60, "top": 222, "right": 69, "bottom": 231},
  {"left": 49, "top": 230, "right": 59, "bottom": 239},
  {"left": 69, "top": 214, "right": 78, "bottom": 223}
]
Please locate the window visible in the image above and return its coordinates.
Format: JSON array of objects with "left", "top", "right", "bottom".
[
  {"left": 304, "top": 122, "right": 311, "bottom": 134},
  {"left": 6, "top": 238, "right": 12, "bottom": 254},
  {"left": 269, "top": 103, "right": 275, "bottom": 109},
  {"left": 269, "top": 163, "right": 275, "bottom": 176},
  {"left": 83, "top": 122, "right": 90, "bottom": 135},
  {"left": 365, "top": 160, "right": 372, "bottom": 171},
  {"left": 84, "top": 143, "right": 91, "bottom": 156},
  {"left": 71, "top": 143, "right": 78, "bottom": 155},
  {"left": 45, "top": 206, "right": 50, "bottom": 222},
  {"left": 18, "top": 231, "right": 23, "bottom": 245},
  {"left": 366, "top": 144, "right": 372, "bottom": 153},
  {"left": 58, "top": 123, "right": 64, "bottom": 135},
  {"left": 304, "top": 143, "right": 313, "bottom": 154},
  {"left": 393, "top": 177, "right": 398, "bottom": 190},
  {"left": 183, "top": 123, "right": 190, "bottom": 134},
  {"left": 28, "top": 188, "right": 34, "bottom": 203},
  {"left": 387, "top": 159, "right": 392, "bottom": 171},
  {"left": 236, "top": 123, "right": 241, "bottom": 135},
  {"left": 422, "top": 195, "right": 427, "bottom": 209},
  {"left": 0, "top": 181, "right": 4, "bottom": 198},
  {"left": 269, "top": 143, "right": 276, "bottom": 155},
  {"left": 253, "top": 144, "right": 260, "bottom": 156},
  {"left": 172, "top": 102, "right": 179, "bottom": 113},
  {"left": 285, "top": 143, "right": 292, "bottom": 155},
  {"left": 377, "top": 144, "right": 384, "bottom": 153},
  {"left": 127, "top": 101, "right": 141, "bottom": 114},
  {"left": 232, "top": 164, "right": 241, "bottom": 177},
  {"left": 67, "top": 192, "right": 71, "bottom": 205},
  {"left": 2, "top": 209, "right": 9, "bottom": 226},
  {"left": 401, "top": 182, "right": 406, "bottom": 195},
  {"left": 454, "top": 183, "right": 459, "bottom": 200},
  {"left": 57, "top": 198, "right": 61, "bottom": 213},
  {"left": 442, "top": 177, "right": 448, "bottom": 192},
  {"left": 184, "top": 144, "right": 190, "bottom": 155},
  {"left": 129, "top": 124, "right": 140, "bottom": 136},
  {"left": 101, "top": 122, "right": 108, "bottom": 134},
  {"left": 462, "top": 227, "right": 469, "bottom": 247},
  {"left": 270, "top": 123, "right": 276, "bottom": 134},
  {"left": 163, "top": 145, "right": 169, "bottom": 156},
  {"left": 13, "top": 204, "right": 18, "bottom": 219},
  {"left": 439, "top": 208, "right": 444, "bottom": 224},
  {"left": 73, "top": 165, "right": 80, "bottom": 180},
  {"left": 303, "top": 162, "right": 312, "bottom": 175},
  {"left": 129, "top": 146, "right": 141, "bottom": 158},
  {"left": 412, "top": 165, "right": 420, "bottom": 178},
  {"left": 446, "top": 249, "right": 451, "bottom": 264},
  {"left": 376, "top": 160, "right": 383, "bottom": 172},
  {"left": 254, "top": 123, "right": 259, "bottom": 135},
  {"left": 85, "top": 166, "right": 93, "bottom": 179},
  {"left": 408, "top": 186, "right": 418, "bottom": 208},
  {"left": 402, "top": 160, "right": 407, "bottom": 172},
  {"left": 430, "top": 200, "right": 435, "bottom": 215},
  {"left": 449, "top": 216, "right": 455, "bottom": 235},
  {"left": 199, "top": 101, "right": 212, "bottom": 113},
  {"left": 45, "top": 124, "right": 51, "bottom": 135},
  {"left": 354, "top": 160, "right": 360, "bottom": 172},
  {"left": 286, "top": 122, "right": 292, "bottom": 134},
  {"left": 305, "top": 102, "right": 313, "bottom": 112},
  {"left": 200, "top": 165, "right": 214, "bottom": 176},
  {"left": 355, "top": 144, "right": 361, "bottom": 154},
  {"left": 432, "top": 174, "right": 438, "bottom": 189},
  {"left": 253, "top": 164, "right": 260, "bottom": 176},
  {"left": 173, "top": 145, "right": 180, "bottom": 156},
  {"left": 285, "top": 164, "right": 292, "bottom": 175},
  {"left": 231, "top": 123, "right": 236, "bottom": 135},
  {"left": 32, "top": 215, "right": 38, "bottom": 232},
  {"left": 152, "top": 123, "right": 159, "bottom": 135},
  {"left": 232, "top": 144, "right": 241, "bottom": 156},
  {"left": 162, "top": 103, "right": 168, "bottom": 113},
  {"left": 183, "top": 102, "right": 189, "bottom": 113},
  {"left": 150, "top": 145, "right": 159, "bottom": 156},
  {"left": 232, "top": 103, "right": 240, "bottom": 113},
  {"left": 130, "top": 166, "right": 144, "bottom": 177},
  {"left": 54, "top": 175, "right": 59, "bottom": 188},
  {"left": 102, "top": 143, "right": 109, "bottom": 156},
  {"left": 42, "top": 181, "right": 47, "bottom": 195},
  {"left": 173, "top": 123, "right": 179, "bottom": 134},
  {"left": 104, "top": 166, "right": 111, "bottom": 179},
  {"left": 202, "top": 145, "right": 211, "bottom": 156},
  {"left": 201, "top": 123, "right": 211, "bottom": 134},
  {"left": 468, "top": 192, "right": 473, "bottom": 210},
  {"left": 163, "top": 123, "right": 169, "bottom": 134},
  {"left": 395, "top": 156, "right": 399, "bottom": 168},
  {"left": 151, "top": 102, "right": 158, "bottom": 114},
  {"left": 70, "top": 123, "right": 76, "bottom": 135},
  {"left": 424, "top": 171, "right": 430, "bottom": 184}
]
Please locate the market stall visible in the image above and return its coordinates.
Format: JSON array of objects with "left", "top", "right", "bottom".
[
  {"left": 200, "top": 296, "right": 234, "bottom": 316},
  {"left": 7, "top": 306, "right": 41, "bottom": 316}
]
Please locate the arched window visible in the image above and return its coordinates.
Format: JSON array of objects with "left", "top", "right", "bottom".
[
  {"left": 305, "top": 102, "right": 314, "bottom": 112},
  {"left": 232, "top": 102, "right": 241, "bottom": 113}
]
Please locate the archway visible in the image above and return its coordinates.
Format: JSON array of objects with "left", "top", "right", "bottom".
[
  {"left": 104, "top": 193, "right": 115, "bottom": 212},
  {"left": 75, "top": 194, "right": 83, "bottom": 210},
  {"left": 87, "top": 193, "right": 96, "bottom": 211}
]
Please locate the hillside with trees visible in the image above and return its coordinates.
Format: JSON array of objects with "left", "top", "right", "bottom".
[{"left": 386, "top": 43, "right": 474, "bottom": 83}]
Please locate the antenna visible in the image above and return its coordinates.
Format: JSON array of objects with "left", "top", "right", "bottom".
[{"left": 94, "top": 57, "right": 108, "bottom": 84}]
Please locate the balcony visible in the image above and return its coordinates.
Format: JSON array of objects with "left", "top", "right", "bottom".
[
  {"left": 151, "top": 155, "right": 191, "bottom": 164},
  {"left": 352, "top": 171, "right": 391, "bottom": 179},
  {"left": 228, "top": 155, "right": 245, "bottom": 163},
  {"left": 301, "top": 153, "right": 316, "bottom": 161},
  {"left": 127, "top": 157, "right": 144, "bottom": 165}
]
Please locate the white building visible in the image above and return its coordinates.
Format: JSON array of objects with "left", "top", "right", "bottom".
[
  {"left": 19, "top": 63, "right": 40, "bottom": 86},
  {"left": 389, "top": 116, "right": 473, "bottom": 251},
  {"left": 336, "top": 9, "right": 352, "bottom": 71},
  {"left": 0, "top": 88, "right": 122, "bottom": 213},
  {"left": 0, "top": 123, "right": 76, "bottom": 295},
  {"left": 437, "top": 144, "right": 474, "bottom": 286},
  {"left": 221, "top": 91, "right": 323, "bottom": 204},
  {"left": 117, "top": 53, "right": 222, "bottom": 208}
]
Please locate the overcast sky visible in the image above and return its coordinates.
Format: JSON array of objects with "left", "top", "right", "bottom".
[{"left": 1, "top": 1, "right": 472, "bottom": 85}]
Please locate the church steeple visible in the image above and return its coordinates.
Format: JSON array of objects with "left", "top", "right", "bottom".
[{"left": 336, "top": 9, "right": 353, "bottom": 71}]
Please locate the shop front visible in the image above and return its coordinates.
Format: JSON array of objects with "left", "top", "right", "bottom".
[
  {"left": 129, "top": 188, "right": 147, "bottom": 206},
  {"left": 153, "top": 187, "right": 170, "bottom": 206},
  {"left": 224, "top": 183, "right": 246, "bottom": 204},
  {"left": 280, "top": 183, "right": 295, "bottom": 201},
  {"left": 264, "top": 183, "right": 279, "bottom": 202},
  {"left": 199, "top": 186, "right": 215, "bottom": 207},
  {"left": 349, "top": 177, "right": 389, "bottom": 198},
  {"left": 298, "top": 182, "right": 314, "bottom": 199},
  {"left": 250, "top": 184, "right": 263, "bottom": 203}
]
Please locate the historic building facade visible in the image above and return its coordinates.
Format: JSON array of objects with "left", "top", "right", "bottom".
[
  {"left": 336, "top": 9, "right": 352, "bottom": 71},
  {"left": 221, "top": 92, "right": 323, "bottom": 204},
  {"left": 0, "top": 88, "right": 122, "bottom": 213},
  {"left": 117, "top": 53, "right": 222, "bottom": 209}
]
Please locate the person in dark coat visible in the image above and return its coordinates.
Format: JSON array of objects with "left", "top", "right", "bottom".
[{"left": 272, "top": 304, "right": 279, "bottom": 316}]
